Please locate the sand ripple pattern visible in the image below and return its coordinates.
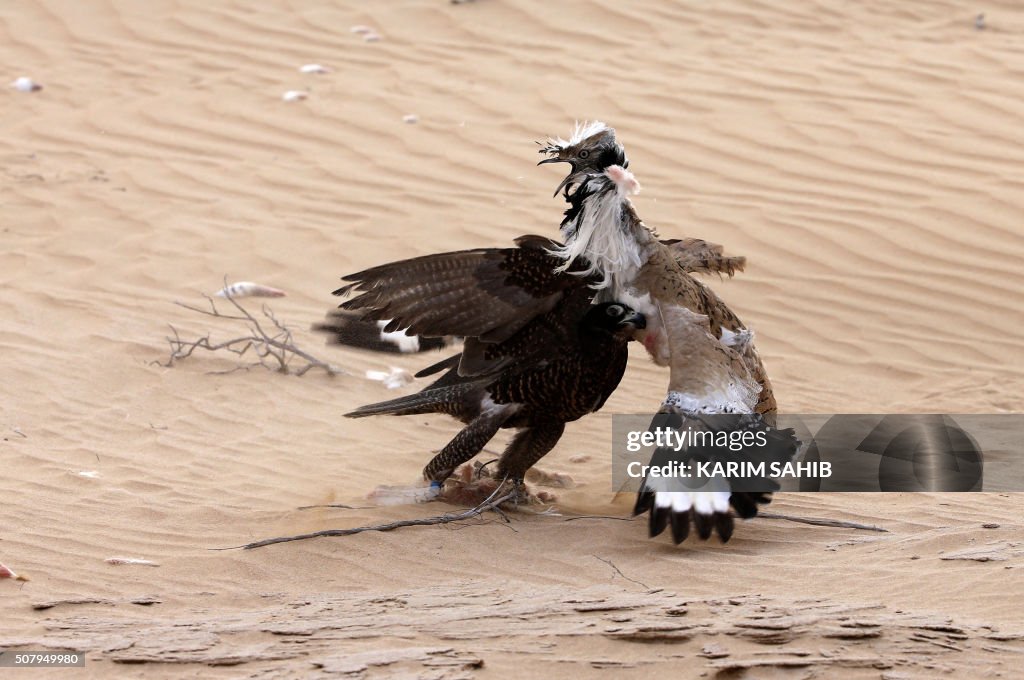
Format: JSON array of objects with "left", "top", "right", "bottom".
[{"left": 2, "top": 0, "right": 1023, "bottom": 675}]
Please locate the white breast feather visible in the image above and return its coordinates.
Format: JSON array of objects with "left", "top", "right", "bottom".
[{"left": 549, "top": 179, "right": 644, "bottom": 291}]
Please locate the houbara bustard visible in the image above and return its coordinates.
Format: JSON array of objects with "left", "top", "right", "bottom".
[{"left": 538, "top": 121, "right": 791, "bottom": 542}]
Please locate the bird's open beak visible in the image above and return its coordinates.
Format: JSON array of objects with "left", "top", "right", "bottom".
[
  {"left": 538, "top": 156, "right": 575, "bottom": 197},
  {"left": 551, "top": 173, "right": 575, "bottom": 198},
  {"left": 620, "top": 311, "right": 646, "bottom": 331}
]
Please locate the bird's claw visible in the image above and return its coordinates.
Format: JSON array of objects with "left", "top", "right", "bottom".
[{"left": 501, "top": 478, "right": 529, "bottom": 506}]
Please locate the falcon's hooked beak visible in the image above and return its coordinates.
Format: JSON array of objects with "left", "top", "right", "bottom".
[{"left": 619, "top": 310, "right": 647, "bottom": 332}]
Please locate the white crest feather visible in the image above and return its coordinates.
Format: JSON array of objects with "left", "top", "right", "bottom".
[{"left": 545, "top": 120, "right": 610, "bottom": 149}]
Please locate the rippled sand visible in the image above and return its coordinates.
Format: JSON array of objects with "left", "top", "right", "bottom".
[{"left": 2, "top": 1, "right": 1023, "bottom": 676}]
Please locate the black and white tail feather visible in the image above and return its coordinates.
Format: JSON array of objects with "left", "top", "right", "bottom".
[
  {"left": 314, "top": 311, "right": 459, "bottom": 354},
  {"left": 632, "top": 412, "right": 799, "bottom": 543}
]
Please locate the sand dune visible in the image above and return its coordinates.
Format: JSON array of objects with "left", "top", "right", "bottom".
[{"left": 2, "top": 0, "right": 1023, "bottom": 676}]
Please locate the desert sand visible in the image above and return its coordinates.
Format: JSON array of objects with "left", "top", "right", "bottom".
[{"left": 2, "top": 0, "right": 1024, "bottom": 677}]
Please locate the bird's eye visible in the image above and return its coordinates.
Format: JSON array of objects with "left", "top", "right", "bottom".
[
  {"left": 578, "top": 149, "right": 590, "bottom": 159},
  {"left": 605, "top": 305, "right": 623, "bottom": 317}
]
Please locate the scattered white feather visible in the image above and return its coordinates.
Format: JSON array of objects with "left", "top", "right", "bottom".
[
  {"left": 214, "top": 281, "right": 286, "bottom": 298},
  {"left": 350, "top": 25, "right": 374, "bottom": 34},
  {"left": 368, "top": 484, "right": 440, "bottom": 505},
  {"left": 282, "top": 90, "right": 308, "bottom": 102},
  {"left": 299, "top": 63, "right": 330, "bottom": 74},
  {"left": 402, "top": 113, "right": 419, "bottom": 124},
  {"left": 105, "top": 557, "right": 159, "bottom": 567},
  {"left": 365, "top": 367, "right": 414, "bottom": 389},
  {"left": 11, "top": 76, "right": 42, "bottom": 92},
  {"left": 0, "top": 562, "right": 27, "bottom": 580},
  {"left": 76, "top": 470, "right": 100, "bottom": 479},
  {"left": 362, "top": 32, "right": 382, "bottom": 42},
  {"left": 568, "top": 120, "right": 609, "bottom": 145}
]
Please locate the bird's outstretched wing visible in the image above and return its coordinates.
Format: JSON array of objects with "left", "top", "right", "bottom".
[
  {"left": 660, "top": 237, "right": 746, "bottom": 278},
  {"left": 334, "top": 234, "right": 597, "bottom": 377},
  {"left": 337, "top": 235, "right": 586, "bottom": 338},
  {"left": 315, "top": 236, "right": 745, "bottom": 358}
]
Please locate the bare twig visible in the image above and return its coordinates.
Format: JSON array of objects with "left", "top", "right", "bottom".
[
  {"left": 215, "top": 484, "right": 518, "bottom": 550},
  {"left": 156, "top": 283, "right": 345, "bottom": 376},
  {"left": 563, "top": 515, "right": 636, "bottom": 523},
  {"left": 563, "top": 511, "right": 885, "bottom": 533},
  {"left": 593, "top": 554, "right": 651, "bottom": 590},
  {"left": 758, "top": 511, "right": 888, "bottom": 533}
]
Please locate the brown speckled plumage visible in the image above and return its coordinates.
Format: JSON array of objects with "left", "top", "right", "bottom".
[
  {"left": 538, "top": 122, "right": 781, "bottom": 543},
  {"left": 631, "top": 207, "right": 777, "bottom": 416}
]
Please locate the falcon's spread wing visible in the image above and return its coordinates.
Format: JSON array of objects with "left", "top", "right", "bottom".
[
  {"left": 334, "top": 234, "right": 599, "bottom": 377},
  {"left": 337, "top": 235, "right": 584, "bottom": 339}
]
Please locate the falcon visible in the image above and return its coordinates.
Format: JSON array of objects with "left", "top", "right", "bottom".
[{"left": 345, "top": 298, "right": 645, "bottom": 497}]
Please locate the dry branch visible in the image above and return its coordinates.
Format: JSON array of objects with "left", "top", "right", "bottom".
[
  {"left": 218, "top": 484, "right": 519, "bottom": 551},
  {"left": 592, "top": 555, "right": 652, "bottom": 590},
  {"left": 758, "top": 511, "right": 888, "bottom": 533},
  {"left": 564, "top": 511, "right": 887, "bottom": 533},
  {"left": 158, "top": 287, "right": 345, "bottom": 376}
]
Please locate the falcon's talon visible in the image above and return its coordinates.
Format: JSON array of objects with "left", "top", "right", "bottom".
[{"left": 506, "top": 478, "right": 529, "bottom": 505}]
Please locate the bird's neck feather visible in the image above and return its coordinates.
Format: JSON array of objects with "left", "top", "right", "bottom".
[{"left": 550, "top": 179, "right": 654, "bottom": 294}]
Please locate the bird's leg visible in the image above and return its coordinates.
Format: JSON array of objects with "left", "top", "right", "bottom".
[
  {"left": 421, "top": 409, "right": 510, "bottom": 496},
  {"left": 495, "top": 421, "right": 566, "bottom": 505}
]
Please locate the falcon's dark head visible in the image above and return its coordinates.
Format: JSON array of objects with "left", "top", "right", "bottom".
[
  {"left": 582, "top": 302, "right": 646, "bottom": 340},
  {"left": 538, "top": 121, "right": 628, "bottom": 197}
]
